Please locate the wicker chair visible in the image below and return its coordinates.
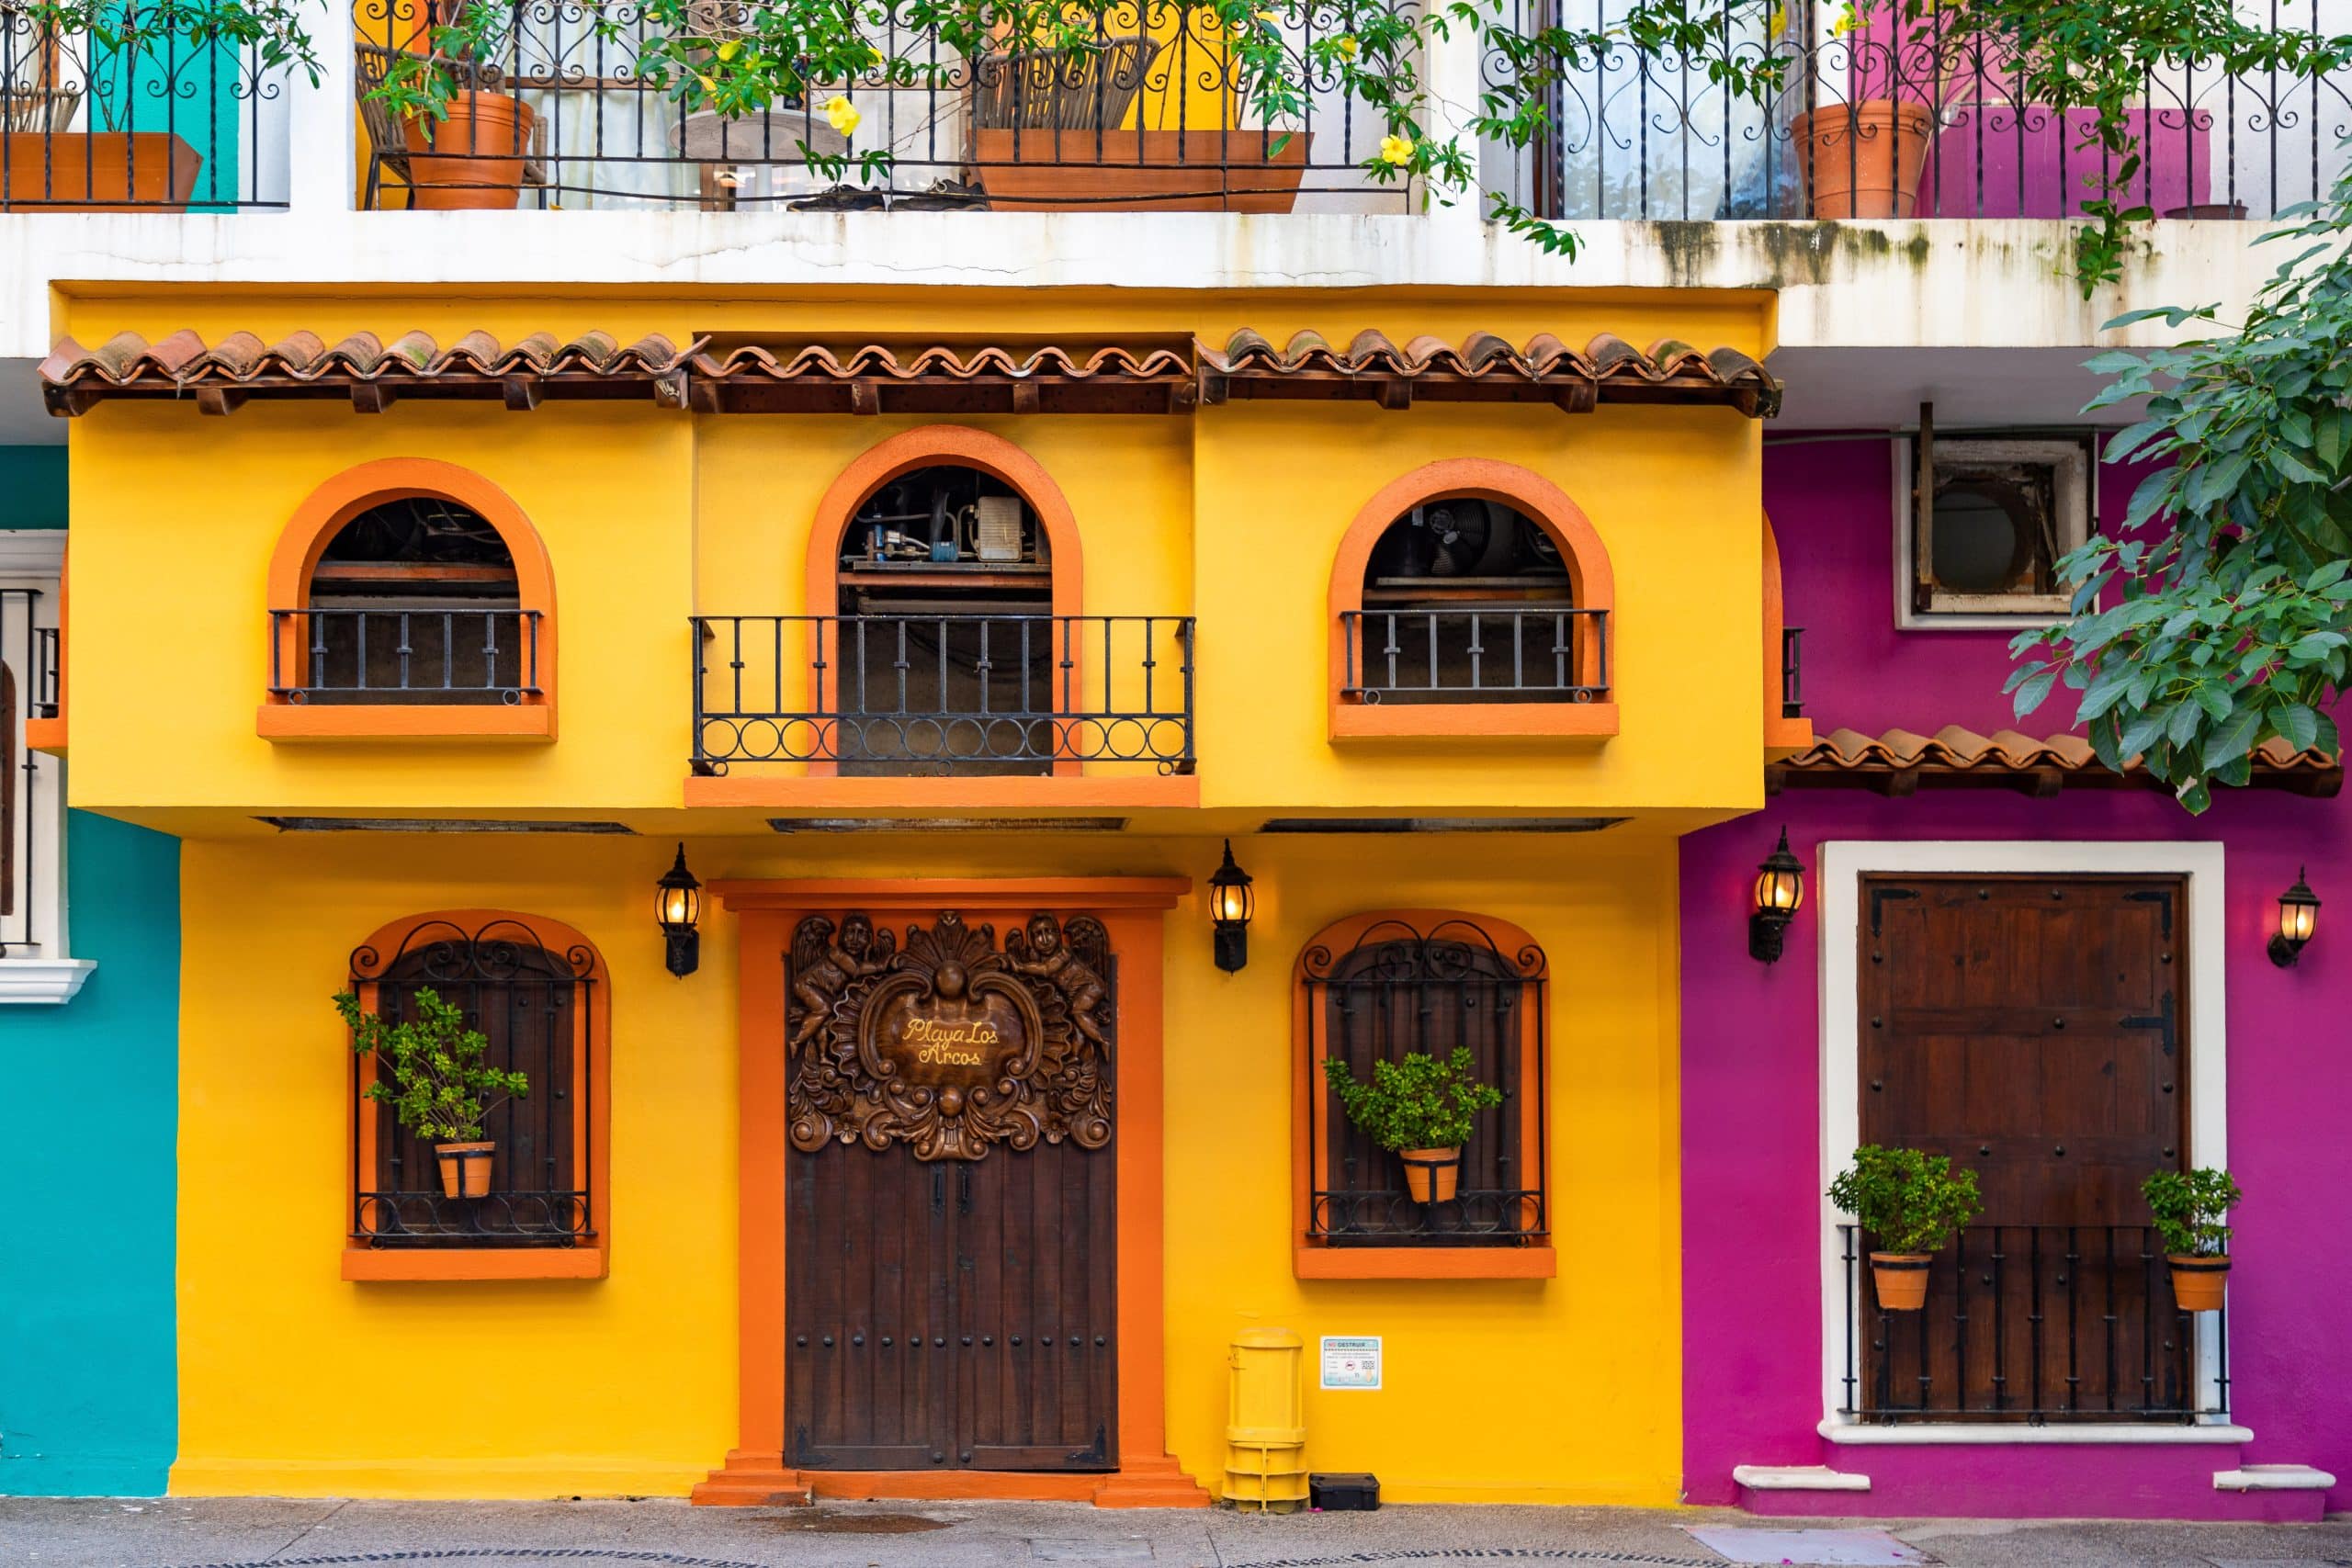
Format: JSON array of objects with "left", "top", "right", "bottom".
[
  {"left": 3, "top": 83, "right": 79, "bottom": 133},
  {"left": 355, "top": 42, "right": 548, "bottom": 209},
  {"left": 972, "top": 34, "right": 1161, "bottom": 132}
]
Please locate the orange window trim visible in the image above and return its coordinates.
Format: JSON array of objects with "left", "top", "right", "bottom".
[
  {"left": 1290, "top": 908, "right": 1556, "bottom": 1283},
  {"left": 803, "top": 427, "right": 1086, "bottom": 779},
  {"left": 1327, "top": 459, "right": 1619, "bottom": 743},
  {"left": 340, "top": 908, "right": 610, "bottom": 1284},
  {"left": 263, "top": 458, "right": 557, "bottom": 742},
  {"left": 1762, "top": 513, "right": 1815, "bottom": 759}
]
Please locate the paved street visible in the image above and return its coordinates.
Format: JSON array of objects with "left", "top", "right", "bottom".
[{"left": 2, "top": 1498, "right": 2349, "bottom": 1568}]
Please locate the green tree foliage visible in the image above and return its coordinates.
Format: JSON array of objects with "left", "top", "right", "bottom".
[
  {"left": 1323, "top": 1044, "right": 1502, "bottom": 1152},
  {"left": 2008, "top": 166, "right": 2352, "bottom": 811},
  {"left": 1827, "top": 1145, "right": 1982, "bottom": 1254},
  {"left": 2143, "top": 1166, "right": 2241, "bottom": 1257},
  {"left": 335, "top": 985, "right": 528, "bottom": 1144}
]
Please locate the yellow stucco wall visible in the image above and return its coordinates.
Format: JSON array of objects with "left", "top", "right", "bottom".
[{"left": 169, "top": 827, "right": 1680, "bottom": 1503}]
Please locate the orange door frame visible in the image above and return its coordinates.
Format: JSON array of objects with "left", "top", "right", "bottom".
[{"left": 693, "top": 876, "right": 1210, "bottom": 1508}]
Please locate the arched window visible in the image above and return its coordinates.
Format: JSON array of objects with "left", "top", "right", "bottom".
[
  {"left": 1329, "top": 460, "right": 1616, "bottom": 740},
  {"left": 343, "top": 911, "right": 608, "bottom": 1281},
  {"left": 265, "top": 459, "right": 556, "bottom": 741},
  {"left": 1293, "top": 911, "right": 1554, "bottom": 1280}
]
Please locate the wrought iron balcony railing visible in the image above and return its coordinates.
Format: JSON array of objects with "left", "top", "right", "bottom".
[
  {"left": 269, "top": 607, "right": 545, "bottom": 705},
  {"left": 692, "top": 613, "right": 1195, "bottom": 773},
  {"left": 355, "top": 0, "right": 1411, "bottom": 212},
  {"left": 1340, "top": 606, "right": 1609, "bottom": 705},
  {"left": 1484, "top": 3, "right": 2352, "bottom": 224},
  {"left": 1837, "top": 1224, "right": 2229, "bottom": 1424},
  {"left": 1, "top": 11, "right": 291, "bottom": 209}
]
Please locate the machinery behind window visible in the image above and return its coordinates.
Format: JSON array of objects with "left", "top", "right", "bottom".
[
  {"left": 834, "top": 465, "right": 1057, "bottom": 774},
  {"left": 1902, "top": 421, "right": 2095, "bottom": 624}
]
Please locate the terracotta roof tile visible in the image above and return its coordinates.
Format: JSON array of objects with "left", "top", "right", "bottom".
[
  {"left": 1195, "top": 328, "right": 1780, "bottom": 416},
  {"left": 1770, "top": 725, "right": 2340, "bottom": 796},
  {"left": 685, "top": 340, "right": 1197, "bottom": 414}
]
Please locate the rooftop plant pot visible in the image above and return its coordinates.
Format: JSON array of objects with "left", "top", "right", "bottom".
[
  {"left": 2168, "top": 1253, "right": 2229, "bottom": 1313},
  {"left": 1397, "top": 1145, "right": 1461, "bottom": 1206},
  {"left": 972, "top": 128, "right": 1308, "bottom": 213},
  {"left": 406, "top": 90, "right": 535, "bottom": 211},
  {"left": 435, "top": 1139, "right": 496, "bottom": 1200},
  {"left": 1789, "top": 100, "right": 1934, "bottom": 219},
  {"left": 0, "top": 130, "right": 202, "bottom": 212},
  {"left": 1869, "top": 1250, "right": 1933, "bottom": 1311}
]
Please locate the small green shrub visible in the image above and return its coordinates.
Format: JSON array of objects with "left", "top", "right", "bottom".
[
  {"left": 336, "top": 986, "right": 527, "bottom": 1144},
  {"left": 1323, "top": 1046, "right": 1502, "bottom": 1152},
  {"left": 2143, "top": 1167, "right": 2241, "bottom": 1258},
  {"left": 1828, "top": 1145, "right": 1983, "bottom": 1255}
]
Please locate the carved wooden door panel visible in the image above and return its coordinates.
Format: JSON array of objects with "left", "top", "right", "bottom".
[{"left": 784, "top": 910, "right": 1117, "bottom": 1472}]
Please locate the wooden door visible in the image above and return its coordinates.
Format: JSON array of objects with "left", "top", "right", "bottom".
[
  {"left": 1859, "top": 874, "right": 2191, "bottom": 1420},
  {"left": 783, "top": 908, "right": 1117, "bottom": 1472}
]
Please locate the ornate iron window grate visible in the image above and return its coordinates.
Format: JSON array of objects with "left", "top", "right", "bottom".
[
  {"left": 347, "top": 919, "right": 595, "bottom": 1249},
  {"left": 1304, "top": 919, "right": 1549, "bottom": 1247}
]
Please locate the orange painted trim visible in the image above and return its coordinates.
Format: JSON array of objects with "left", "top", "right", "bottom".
[
  {"left": 1293, "top": 1245, "right": 1557, "bottom": 1280},
  {"left": 30, "top": 539, "right": 68, "bottom": 753},
  {"left": 1329, "top": 701, "right": 1619, "bottom": 741},
  {"left": 259, "top": 704, "right": 555, "bottom": 741},
  {"left": 342, "top": 908, "right": 611, "bottom": 1285},
  {"left": 1291, "top": 908, "right": 1552, "bottom": 1283},
  {"left": 684, "top": 773, "right": 1197, "bottom": 810},
  {"left": 1760, "top": 513, "right": 1815, "bottom": 761},
  {"left": 696, "top": 878, "right": 1207, "bottom": 1508},
  {"left": 1328, "top": 459, "right": 1618, "bottom": 743},
  {"left": 23, "top": 716, "right": 65, "bottom": 754},
  {"left": 342, "top": 1247, "right": 609, "bottom": 1281},
  {"left": 263, "top": 458, "right": 557, "bottom": 738},
  {"left": 803, "top": 426, "right": 1087, "bottom": 779}
]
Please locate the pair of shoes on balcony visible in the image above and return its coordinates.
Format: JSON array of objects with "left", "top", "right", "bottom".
[
  {"left": 890, "top": 178, "right": 989, "bottom": 211},
  {"left": 788, "top": 183, "right": 889, "bottom": 211}
]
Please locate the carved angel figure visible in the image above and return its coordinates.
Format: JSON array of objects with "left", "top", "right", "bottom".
[
  {"left": 788, "top": 912, "right": 892, "bottom": 1050},
  {"left": 1006, "top": 912, "right": 1110, "bottom": 1055}
]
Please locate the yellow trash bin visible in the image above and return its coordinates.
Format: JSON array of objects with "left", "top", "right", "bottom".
[{"left": 1226, "top": 1327, "right": 1307, "bottom": 1510}]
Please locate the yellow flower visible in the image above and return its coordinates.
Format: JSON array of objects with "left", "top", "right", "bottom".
[
  {"left": 1378, "top": 133, "right": 1414, "bottom": 165},
  {"left": 1830, "top": 1, "right": 1858, "bottom": 35},
  {"left": 825, "top": 94, "right": 861, "bottom": 136},
  {"left": 716, "top": 39, "right": 740, "bottom": 60},
  {"left": 1336, "top": 33, "right": 1358, "bottom": 56}
]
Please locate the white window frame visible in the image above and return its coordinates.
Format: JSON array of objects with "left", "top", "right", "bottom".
[
  {"left": 0, "top": 531, "right": 88, "bottom": 1005},
  {"left": 1815, "top": 840, "right": 2238, "bottom": 1443},
  {"left": 1894, "top": 435, "right": 2095, "bottom": 629}
]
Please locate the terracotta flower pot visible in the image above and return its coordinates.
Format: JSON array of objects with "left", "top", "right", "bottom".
[
  {"left": 1398, "top": 1146, "right": 1461, "bottom": 1205},
  {"left": 435, "top": 1139, "right": 495, "bottom": 1199},
  {"left": 407, "top": 91, "right": 535, "bottom": 210},
  {"left": 1790, "top": 100, "right": 1935, "bottom": 218},
  {"left": 972, "top": 129, "right": 1310, "bottom": 213},
  {"left": 2168, "top": 1253, "right": 2229, "bottom": 1313},
  {"left": 1869, "top": 1250, "right": 1933, "bottom": 1311},
  {"left": 1, "top": 131, "right": 203, "bottom": 212}
]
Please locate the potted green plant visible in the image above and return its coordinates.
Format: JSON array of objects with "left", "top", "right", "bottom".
[
  {"left": 336, "top": 985, "right": 528, "bottom": 1201},
  {"left": 372, "top": 0, "right": 537, "bottom": 210},
  {"left": 2143, "top": 1167, "right": 2240, "bottom": 1313},
  {"left": 1827, "top": 1145, "right": 1982, "bottom": 1311},
  {"left": 1323, "top": 1045, "right": 1502, "bottom": 1205}
]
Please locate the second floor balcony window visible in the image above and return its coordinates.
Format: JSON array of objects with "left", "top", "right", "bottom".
[{"left": 272, "top": 496, "right": 541, "bottom": 706}]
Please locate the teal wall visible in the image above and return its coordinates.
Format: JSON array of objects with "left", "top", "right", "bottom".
[
  {"left": 0, "top": 451, "right": 67, "bottom": 528},
  {"left": 0, "top": 812, "right": 180, "bottom": 1495}
]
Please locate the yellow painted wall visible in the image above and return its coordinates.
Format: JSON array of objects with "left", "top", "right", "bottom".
[{"left": 169, "top": 827, "right": 1679, "bottom": 1503}]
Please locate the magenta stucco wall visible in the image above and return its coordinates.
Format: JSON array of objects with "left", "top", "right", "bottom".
[{"left": 1679, "top": 440, "right": 2352, "bottom": 1517}]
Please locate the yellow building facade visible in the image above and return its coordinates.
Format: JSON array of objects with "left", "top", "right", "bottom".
[{"left": 43, "top": 282, "right": 1791, "bottom": 1507}]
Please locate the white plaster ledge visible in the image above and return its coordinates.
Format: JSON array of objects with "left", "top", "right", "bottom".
[
  {"left": 2215, "top": 1464, "right": 2335, "bottom": 1492},
  {"left": 1820, "top": 1420, "right": 2252, "bottom": 1446},
  {"left": 0, "top": 958, "right": 96, "bottom": 1004},
  {"left": 1735, "top": 1464, "right": 1870, "bottom": 1492}
]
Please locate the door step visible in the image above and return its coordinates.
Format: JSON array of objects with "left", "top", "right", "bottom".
[
  {"left": 2214, "top": 1464, "right": 2336, "bottom": 1492},
  {"left": 1734, "top": 1464, "right": 1871, "bottom": 1492}
]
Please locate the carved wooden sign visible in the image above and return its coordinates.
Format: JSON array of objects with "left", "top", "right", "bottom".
[{"left": 787, "top": 910, "right": 1114, "bottom": 1161}]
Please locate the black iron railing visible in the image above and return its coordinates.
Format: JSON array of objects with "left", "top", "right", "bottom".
[
  {"left": 692, "top": 613, "right": 1194, "bottom": 772},
  {"left": 2, "top": 589, "right": 52, "bottom": 955},
  {"left": 355, "top": 0, "right": 1411, "bottom": 212},
  {"left": 1781, "top": 625, "right": 1804, "bottom": 718},
  {"left": 1, "top": 11, "right": 291, "bottom": 209},
  {"left": 1304, "top": 919, "right": 1550, "bottom": 1249},
  {"left": 1340, "top": 606, "right": 1608, "bottom": 705},
  {"left": 1486, "top": 3, "right": 2352, "bottom": 223},
  {"left": 1838, "top": 1224, "right": 2228, "bottom": 1424},
  {"left": 269, "top": 607, "right": 543, "bottom": 705}
]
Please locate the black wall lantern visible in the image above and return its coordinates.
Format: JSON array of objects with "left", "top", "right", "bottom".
[
  {"left": 1208, "top": 839, "right": 1254, "bottom": 973},
  {"left": 1748, "top": 827, "right": 1804, "bottom": 964},
  {"left": 657, "top": 843, "right": 702, "bottom": 977},
  {"left": 2269, "top": 867, "right": 2321, "bottom": 967}
]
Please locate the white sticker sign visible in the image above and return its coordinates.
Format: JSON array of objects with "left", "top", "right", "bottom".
[{"left": 1319, "top": 1335, "right": 1382, "bottom": 1390}]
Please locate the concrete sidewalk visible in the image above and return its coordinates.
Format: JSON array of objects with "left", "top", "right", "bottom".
[{"left": 3, "top": 1497, "right": 2349, "bottom": 1568}]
